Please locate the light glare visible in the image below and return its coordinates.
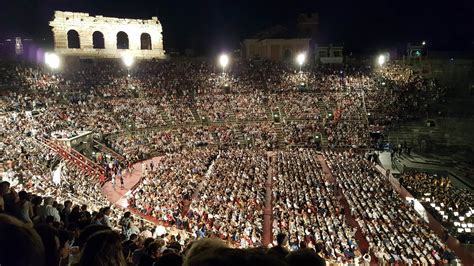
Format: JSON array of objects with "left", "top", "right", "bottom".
[
  {"left": 296, "top": 53, "right": 306, "bottom": 66},
  {"left": 122, "top": 53, "right": 134, "bottom": 68},
  {"left": 45, "top": 52, "right": 60, "bottom": 70},
  {"left": 377, "top": 54, "right": 386, "bottom": 66},
  {"left": 219, "top": 54, "right": 229, "bottom": 69}
]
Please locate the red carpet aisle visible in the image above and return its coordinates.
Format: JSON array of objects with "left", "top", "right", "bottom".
[
  {"left": 263, "top": 152, "right": 275, "bottom": 247},
  {"left": 102, "top": 157, "right": 162, "bottom": 208},
  {"left": 316, "top": 154, "right": 371, "bottom": 257}
]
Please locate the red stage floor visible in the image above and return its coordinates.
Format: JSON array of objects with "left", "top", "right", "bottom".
[{"left": 102, "top": 157, "right": 162, "bottom": 208}]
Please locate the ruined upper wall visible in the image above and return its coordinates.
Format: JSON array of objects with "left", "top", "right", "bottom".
[{"left": 49, "top": 11, "right": 165, "bottom": 59}]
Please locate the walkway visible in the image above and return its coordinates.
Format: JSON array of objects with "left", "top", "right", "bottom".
[
  {"left": 263, "top": 152, "right": 275, "bottom": 246},
  {"left": 316, "top": 154, "right": 371, "bottom": 255},
  {"left": 102, "top": 157, "right": 162, "bottom": 208},
  {"left": 182, "top": 153, "right": 220, "bottom": 215}
]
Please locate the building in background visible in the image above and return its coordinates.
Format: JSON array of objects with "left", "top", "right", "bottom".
[
  {"left": 241, "top": 13, "right": 317, "bottom": 61},
  {"left": 314, "top": 44, "right": 344, "bottom": 64},
  {"left": 242, "top": 38, "right": 310, "bottom": 61}
]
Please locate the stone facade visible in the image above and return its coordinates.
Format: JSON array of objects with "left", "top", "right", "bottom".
[
  {"left": 49, "top": 11, "right": 165, "bottom": 59},
  {"left": 242, "top": 38, "right": 310, "bottom": 61},
  {"left": 315, "top": 44, "right": 344, "bottom": 64}
]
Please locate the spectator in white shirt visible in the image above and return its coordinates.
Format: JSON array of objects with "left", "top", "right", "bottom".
[
  {"left": 102, "top": 207, "right": 113, "bottom": 228},
  {"left": 40, "top": 197, "right": 61, "bottom": 222}
]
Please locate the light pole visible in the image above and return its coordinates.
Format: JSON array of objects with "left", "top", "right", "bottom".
[
  {"left": 45, "top": 52, "right": 60, "bottom": 77},
  {"left": 219, "top": 53, "right": 229, "bottom": 75},
  {"left": 377, "top": 54, "right": 386, "bottom": 67},
  {"left": 296, "top": 52, "right": 306, "bottom": 73},
  {"left": 122, "top": 53, "right": 134, "bottom": 77}
]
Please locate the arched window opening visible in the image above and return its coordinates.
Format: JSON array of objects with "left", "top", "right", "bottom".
[
  {"left": 92, "top": 31, "right": 105, "bottom": 49},
  {"left": 283, "top": 49, "right": 292, "bottom": 61},
  {"left": 140, "top": 33, "right": 152, "bottom": 50},
  {"left": 67, "top": 30, "right": 80, "bottom": 48},
  {"left": 116, "top": 31, "right": 129, "bottom": 49}
]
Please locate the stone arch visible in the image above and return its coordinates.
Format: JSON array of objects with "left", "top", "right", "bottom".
[
  {"left": 116, "top": 31, "right": 129, "bottom": 49},
  {"left": 140, "top": 33, "right": 152, "bottom": 50},
  {"left": 283, "top": 49, "right": 292, "bottom": 61},
  {"left": 92, "top": 31, "right": 105, "bottom": 49},
  {"left": 67, "top": 30, "right": 80, "bottom": 48}
]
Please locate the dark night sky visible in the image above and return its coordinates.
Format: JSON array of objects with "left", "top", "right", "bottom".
[{"left": 0, "top": 0, "right": 473, "bottom": 54}]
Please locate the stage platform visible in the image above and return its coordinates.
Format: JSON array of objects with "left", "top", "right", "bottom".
[
  {"left": 376, "top": 151, "right": 401, "bottom": 175},
  {"left": 102, "top": 157, "right": 162, "bottom": 208},
  {"left": 392, "top": 152, "right": 473, "bottom": 190}
]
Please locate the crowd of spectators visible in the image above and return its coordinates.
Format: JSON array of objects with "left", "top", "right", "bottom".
[
  {"left": 190, "top": 149, "right": 268, "bottom": 248},
  {"left": 0, "top": 57, "right": 457, "bottom": 265},
  {"left": 129, "top": 148, "right": 215, "bottom": 230},
  {"left": 272, "top": 150, "right": 360, "bottom": 263},
  {"left": 324, "top": 151, "right": 457, "bottom": 264}
]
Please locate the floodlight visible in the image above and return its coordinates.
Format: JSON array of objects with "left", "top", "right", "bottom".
[
  {"left": 377, "top": 54, "right": 386, "bottom": 66},
  {"left": 422, "top": 41, "right": 426, "bottom": 46},
  {"left": 45, "top": 52, "right": 60, "bottom": 70},
  {"left": 296, "top": 53, "right": 306, "bottom": 66},
  {"left": 219, "top": 54, "right": 229, "bottom": 69},
  {"left": 122, "top": 53, "right": 134, "bottom": 68}
]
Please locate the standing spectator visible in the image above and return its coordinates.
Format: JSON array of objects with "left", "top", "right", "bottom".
[
  {"left": 40, "top": 197, "right": 61, "bottom": 223},
  {"left": 119, "top": 211, "right": 132, "bottom": 239},
  {"left": 269, "top": 233, "right": 289, "bottom": 260},
  {"left": 102, "top": 207, "right": 113, "bottom": 228},
  {"left": 61, "top": 200, "right": 72, "bottom": 227},
  {"left": 16, "top": 191, "right": 33, "bottom": 226}
]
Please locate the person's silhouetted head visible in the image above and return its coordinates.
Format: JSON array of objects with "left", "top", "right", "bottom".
[
  {"left": 80, "top": 230, "right": 126, "bottom": 266},
  {"left": 184, "top": 238, "right": 228, "bottom": 266},
  {"left": 286, "top": 248, "right": 326, "bottom": 266},
  {"left": 77, "top": 224, "right": 110, "bottom": 248},
  {"left": 0, "top": 214, "right": 45, "bottom": 266},
  {"left": 155, "top": 252, "right": 183, "bottom": 266},
  {"left": 35, "top": 224, "right": 60, "bottom": 266},
  {"left": 276, "top": 233, "right": 287, "bottom": 246}
]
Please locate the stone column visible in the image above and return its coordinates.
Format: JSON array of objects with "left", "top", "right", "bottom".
[
  {"left": 52, "top": 28, "right": 68, "bottom": 49},
  {"left": 79, "top": 30, "right": 93, "bottom": 50},
  {"left": 128, "top": 31, "right": 141, "bottom": 51},
  {"left": 104, "top": 30, "right": 117, "bottom": 51}
]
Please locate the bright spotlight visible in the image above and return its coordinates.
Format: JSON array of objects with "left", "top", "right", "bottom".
[
  {"left": 296, "top": 53, "right": 306, "bottom": 66},
  {"left": 422, "top": 41, "right": 426, "bottom": 46},
  {"left": 45, "top": 52, "right": 60, "bottom": 70},
  {"left": 219, "top": 54, "right": 229, "bottom": 69},
  {"left": 377, "top": 54, "right": 386, "bottom": 66},
  {"left": 122, "top": 53, "right": 134, "bottom": 68}
]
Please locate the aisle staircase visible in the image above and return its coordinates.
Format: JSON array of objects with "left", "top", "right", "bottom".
[
  {"left": 35, "top": 137, "right": 106, "bottom": 184},
  {"left": 93, "top": 139, "right": 127, "bottom": 162},
  {"left": 320, "top": 133, "right": 329, "bottom": 149},
  {"left": 190, "top": 106, "right": 202, "bottom": 124},
  {"left": 158, "top": 106, "right": 172, "bottom": 126},
  {"left": 274, "top": 123, "right": 285, "bottom": 149}
]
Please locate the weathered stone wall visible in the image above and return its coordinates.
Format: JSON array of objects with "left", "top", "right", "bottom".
[
  {"left": 49, "top": 11, "right": 165, "bottom": 59},
  {"left": 242, "top": 39, "right": 310, "bottom": 61}
]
